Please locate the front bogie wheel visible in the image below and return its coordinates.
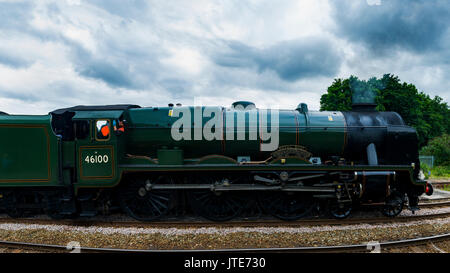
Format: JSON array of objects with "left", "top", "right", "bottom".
[
  {"left": 329, "top": 200, "right": 352, "bottom": 219},
  {"left": 381, "top": 192, "right": 404, "bottom": 217}
]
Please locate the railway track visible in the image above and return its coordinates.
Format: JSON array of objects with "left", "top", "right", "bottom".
[
  {"left": 0, "top": 233, "right": 448, "bottom": 253},
  {"left": 0, "top": 209, "right": 449, "bottom": 229},
  {"left": 0, "top": 202, "right": 448, "bottom": 253},
  {"left": 431, "top": 182, "right": 450, "bottom": 189},
  {"left": 417, "top": 200, "right": 450, "bottom": 207}
]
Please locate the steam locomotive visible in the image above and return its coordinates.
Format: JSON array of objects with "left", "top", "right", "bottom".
[{"left": 0, "top": 99, "right": 432, "bottom": 221}]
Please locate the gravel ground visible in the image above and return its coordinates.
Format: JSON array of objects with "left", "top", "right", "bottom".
[
  {"left": 0, "top": 206, "right": 448, "bottom": 252},
  {"left": 0, "top": 217, "right": 448, "bottom": 251},
  {"left": 383, "top": 240, "right": 450, "bottom": 253},
  {"left": 399, "top": 206, "right": 450, "bottom": 216}
]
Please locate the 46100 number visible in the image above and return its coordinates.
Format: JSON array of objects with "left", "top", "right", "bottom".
[{"left": 84, "top": 155, "right": 109, "bottom": 164}]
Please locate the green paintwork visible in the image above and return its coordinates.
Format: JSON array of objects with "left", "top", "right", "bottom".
[
  {"left": 0, "top": 115, "right": 60, "bottom": 187},
  {"left": 196, "top": 155, "right": 237, "bottom": 165},
  {"left": 74, "top": 119, "right": 121, "bottom": 190},
  {"left": 300, "top": 110, "right": 346, "bottom": 156},
  {"left": 61, "top": 141, "right": 75, "bottom": 186},
  {"left": 80, "top": 146, "right": 115, "bottom": 179},
  {"left": 270, "top": 158, "right": 311, "bottom": 164},
  {"left": 157, "top": 148, "right": 183, "bottom": 165},
  {"left": 73, "top": 110, "right": 124, "bottom": 120}
]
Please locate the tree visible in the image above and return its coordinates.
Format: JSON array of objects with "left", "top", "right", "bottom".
[
  {"left": 420, "top": 134, "right": 450, "bottom": 166},
  {"left": 320, "top": 74, "right": 450, "bottom": 147},
  {"left": 320, "top": 78, "right": 352, "bottom": 111}
]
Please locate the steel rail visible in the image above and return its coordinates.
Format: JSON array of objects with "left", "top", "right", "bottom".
[
  {"left": 0, "top": 211, "right": 449, "bottom": 229},
  {"left": 75, "top": 211, "right": 450, "bottom": 227},
  {"left": 0, "top": 233, "right": 448, "bottom": 253},
  {"left": 432, "top": 182, "right": 450, "bottom": 189},
  {"left": 418, "top": 201, "right": 450, "bottom": 208}
]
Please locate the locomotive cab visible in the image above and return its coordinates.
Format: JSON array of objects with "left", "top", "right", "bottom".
[
  {"left": 49, "top": 105, "right": 139, "bottom": 192},
  {"left": 70, "top": 110, "right": 123, "bottom": 189}
]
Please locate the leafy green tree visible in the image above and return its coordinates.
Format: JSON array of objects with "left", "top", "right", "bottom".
[
  {"left": 320, "top": 74, "right": 450, "bottom": 147},
  {"left": 420, "top": 134, "right": 450, "bottom": 166},
  {"left": 320, "top": 78, "right": 352, "bottom": 111}
]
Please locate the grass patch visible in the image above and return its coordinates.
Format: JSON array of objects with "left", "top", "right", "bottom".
[
  {"left": 421, "top": 164, "right": 450, "bottom": 180},
  {"left": 430, "top": 166, "right": 450, "bottom": 178}
]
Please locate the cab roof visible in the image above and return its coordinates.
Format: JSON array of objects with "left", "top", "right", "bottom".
[
  {"left": 73, "top": 110, "right": 124, "bottom": 120},
  {"left": 50, "top": 104, "right": 140, "bottom": 115}
]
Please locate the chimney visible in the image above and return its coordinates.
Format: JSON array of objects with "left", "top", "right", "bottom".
[{"left": 350, "top": 78, "right": 378, "bottom": 112}]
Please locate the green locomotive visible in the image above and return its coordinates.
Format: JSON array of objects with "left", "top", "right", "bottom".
[{"left": 0, "top": 101, "right": 432, "bottom": 221}]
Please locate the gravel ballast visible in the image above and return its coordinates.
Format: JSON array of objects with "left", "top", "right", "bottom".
[{"left": 0, "top": 217, "right": 448, "bottom": 251}]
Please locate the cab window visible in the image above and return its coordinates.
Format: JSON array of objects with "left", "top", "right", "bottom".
[
  {"left": 75, "top": 120, "right": 90, "bottom": 140},
  {"left": 113, "top": 119, "right": 125, "bottom": 135},
  {"left": 95, "top": 120, "right": 110, "bottom": 141}
]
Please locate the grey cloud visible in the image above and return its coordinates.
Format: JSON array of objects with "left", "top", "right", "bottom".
[
  {"left": 0, "top": 89, "right": 39, "bottom": 102},
  {"left": 0, "top": 1, "right": 160, "bottom": 90},
  {"left": 0, "top": 0, "right": 448, "bottom": 114},
  {"left": 0, "top": 1, "right": 34, "bottom": 30},
  {"left": 0, "top": 80, "right": 90, "bottom": 107},
  {"left": 331, "top": 0, "right": 450, "bottom": 54},
  {"left": 62, "top": 22, "right": 164, "bottom": 90},
  {"left": 78, "top": 61, "right": 132, "bottom": 88},
  {"left": 88, "top": 0, "right": 149, "bottom": 19},
  {"left": 158, "top": 78, "right": 191, "bottom": 95},
  {"left": 69, "top": 44, "right": 133, "bottom": 88},
  {"left": 213, "top": 38, "right": 342, "bottom": 81},
  {"left": 69, "top": 40, "right": 166, "bottom": 89},
  {"left": 0, "top": 2, "right": 63, "bottom": 46},
  {"left": 0, "top": 52, "right": 33, "bottom": 69}
]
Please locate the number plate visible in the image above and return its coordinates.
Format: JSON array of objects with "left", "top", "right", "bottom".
[{"left": 79, "top": 146, "right": 114, "bottom": 179}]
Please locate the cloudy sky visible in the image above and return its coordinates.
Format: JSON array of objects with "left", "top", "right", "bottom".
[{"left": 0, "top": 0, "right": 449, "bottom": 114}]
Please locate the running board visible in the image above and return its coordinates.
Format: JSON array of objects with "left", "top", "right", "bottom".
[{"left": 147, "top": 184, "right": 336, "bottom": 193}]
